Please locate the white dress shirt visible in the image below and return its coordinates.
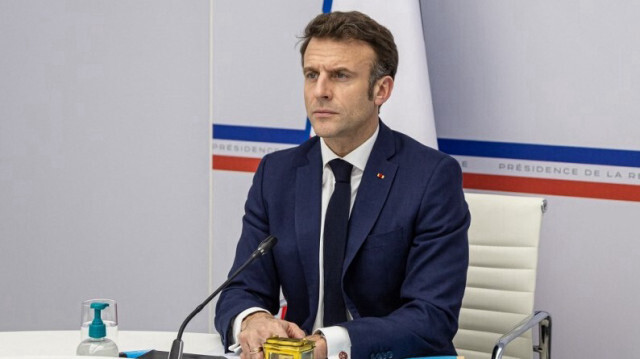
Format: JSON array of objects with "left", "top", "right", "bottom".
[{"left": 230, "top": 125, "right": 380, "bottom": 359}]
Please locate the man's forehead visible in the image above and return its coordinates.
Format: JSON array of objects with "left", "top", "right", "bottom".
[{"left": 303, "top": 38, "right": 375, "bottom": 69}]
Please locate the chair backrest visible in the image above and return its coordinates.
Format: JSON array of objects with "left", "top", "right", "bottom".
[{"left": 454, "top": 192, "right": 546, "bottom": 359}]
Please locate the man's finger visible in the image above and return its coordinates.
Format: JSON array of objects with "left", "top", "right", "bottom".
[
  {"left": 238, "top": 330, "right": 265, "bottom": 359},
  {"left": 238, "top": 338, "right": 251, "bottom": 359},
  {"left": 284, "top": 321, "right": 306, "bottom": 338},
  {"left": 247, "top": 345, "right": 265, "bottom": 359},
  {"left": 241, "top": 339, "right": 265, "bottom": 359}
]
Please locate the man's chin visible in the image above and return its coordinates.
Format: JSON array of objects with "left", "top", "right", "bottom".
[
  {"left": 312, "top": 129, "right": 340, "bottom": 139},
  {"left": 309, "top": 123, "right": 337, "bottom": 139}
]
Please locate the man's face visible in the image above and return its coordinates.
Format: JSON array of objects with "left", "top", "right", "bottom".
[{"left": 303, "top": 38, "right": 382, "bottom": 153}]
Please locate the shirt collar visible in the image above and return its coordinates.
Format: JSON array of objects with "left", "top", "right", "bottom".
[{"left": 320, "top": 123, "right": 380, "bottom": 172}]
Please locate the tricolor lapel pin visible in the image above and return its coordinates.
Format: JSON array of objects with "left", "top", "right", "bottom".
[{"left": 376, "top": 173, "right": 385, "bottom": 179}]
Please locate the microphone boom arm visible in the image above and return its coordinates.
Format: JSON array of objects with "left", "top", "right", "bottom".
[
  {"left": 168, "top": 235, "right": 277, "bottom": 359},
  {"left": 177, "top": 247, "right": 261, "bottom": 340}
]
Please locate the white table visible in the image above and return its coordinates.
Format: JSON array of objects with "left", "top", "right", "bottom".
[{"left": 0, "top": 330, "right": 229, "bottom": 358}]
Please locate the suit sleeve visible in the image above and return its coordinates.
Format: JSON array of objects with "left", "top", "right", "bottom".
[
  {"left": 341, "top": 155, "right": 470, "bottom": 358},
  {"left": 214, "top": 156, "right": 281, "bottom": 349}
]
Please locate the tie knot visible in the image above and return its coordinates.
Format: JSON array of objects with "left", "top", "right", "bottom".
[{"left": 329, "top": 159, "right": 353, "bottom": 183}]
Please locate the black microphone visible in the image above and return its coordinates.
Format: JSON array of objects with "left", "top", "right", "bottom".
[{"left": 166, "top": 235, "right": 278, "bottom": 359}]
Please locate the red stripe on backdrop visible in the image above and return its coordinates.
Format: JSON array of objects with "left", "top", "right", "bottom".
[
  {"left": 211, "top": 157, "right": 640, "bottom": 202},
  {"left": 463, "top": 173, "right": 640, "bottom": 202},
  {"left": 212, "top": 155, "right": 261, "bottom": 172}
]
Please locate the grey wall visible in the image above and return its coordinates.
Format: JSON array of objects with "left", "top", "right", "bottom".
[{"left": 0, "top": 1, "right": 210, "bottom": 332}]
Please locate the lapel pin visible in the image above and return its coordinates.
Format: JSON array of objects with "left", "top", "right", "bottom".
[{"left": 376, "top": 173, "right": 385, "bottom": 179}]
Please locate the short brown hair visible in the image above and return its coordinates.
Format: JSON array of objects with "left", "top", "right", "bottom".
[{"left": 299, "top": 11, "right": 398, "bottom": 97}]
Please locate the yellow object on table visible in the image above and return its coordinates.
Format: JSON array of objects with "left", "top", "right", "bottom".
[{"left": 263, "top": 337, "right": 315, "bottom": 359}]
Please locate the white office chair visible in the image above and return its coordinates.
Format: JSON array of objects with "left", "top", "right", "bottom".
[{"left": 453, "top": 192, "right": 551, "bottom": 359}]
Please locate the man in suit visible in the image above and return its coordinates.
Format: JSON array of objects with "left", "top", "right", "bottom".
[{"left": 215, "top": 11, "right": 470, "bottom": 359}]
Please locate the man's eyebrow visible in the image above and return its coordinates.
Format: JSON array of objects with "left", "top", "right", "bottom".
[
  {"left": 303, "top": 65, "right": 318, "bottom": 72},
  {"left": 302, "top": 66, "right": 354, "bottom": 73},
  {"left": 330, "top": 67, "right": 353, "bottom": 73}
]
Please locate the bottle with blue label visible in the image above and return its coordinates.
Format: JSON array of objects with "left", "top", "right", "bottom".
[{"left": 77, "top": 302, "right": 119, "bottom": 357}]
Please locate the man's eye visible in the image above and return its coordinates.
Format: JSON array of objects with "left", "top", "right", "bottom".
[
  {"left": 305, "top": 72, "right": 318, "bottom": 80},
  {"left": 334, "top": 72, "right": 348, "bottom": 79}
]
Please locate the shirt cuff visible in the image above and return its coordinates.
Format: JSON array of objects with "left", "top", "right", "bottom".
[
  {"left": 228, "top": 307, "right": 269, "bottom": 350},
  {"left": 316, "top": 326, "right": 351, "bottom": 359}
]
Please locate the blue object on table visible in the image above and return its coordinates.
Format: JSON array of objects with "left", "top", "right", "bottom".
[{"left": 119, "top": 350, "right": 152, "bottom": 358}]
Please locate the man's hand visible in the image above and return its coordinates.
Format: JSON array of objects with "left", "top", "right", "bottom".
[
  {"left": 305, "top": 333, "right": 328, "bottom": 359},
  {"left": 238, "top": 311, "right": 305, "bottom": 359}
]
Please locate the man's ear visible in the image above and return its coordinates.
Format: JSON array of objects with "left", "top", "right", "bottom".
[{"left": 373, "top": 75, "right": 394, "bottom": 106}]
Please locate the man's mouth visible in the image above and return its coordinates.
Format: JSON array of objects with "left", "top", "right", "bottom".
[{"left": 313, "top": 109, "right": 338, "bottom": 116}]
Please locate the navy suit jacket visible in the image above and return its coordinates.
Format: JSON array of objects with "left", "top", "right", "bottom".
[{"left": 215, "top": 121, "right": 470, "bottom": 359}]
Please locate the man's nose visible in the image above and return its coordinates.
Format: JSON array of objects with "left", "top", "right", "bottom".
[{"left": 314, "top": 75, "right": 332, "bottom": 100}]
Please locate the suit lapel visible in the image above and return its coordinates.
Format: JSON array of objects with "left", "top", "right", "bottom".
[
  {"left": 294, "top": 139, "right": 323, "bottom": 320},
  {"left": 344, "top": 122, "right": 398, "bottom": 272}
]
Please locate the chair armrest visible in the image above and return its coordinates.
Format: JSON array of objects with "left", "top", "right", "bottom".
[{"left": 492, "top": 310, "right": 552, "bottom": 359}]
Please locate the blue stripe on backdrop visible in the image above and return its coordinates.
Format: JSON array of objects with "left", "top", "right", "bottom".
[
  {"left": 322, "top": 0, "right": 333, "bottom": 13},
  {"left": 212, "top": 125, "right": 640, "bottom": 168},
  {"left": 438, "top": 138, "right": 640, "bottom": 168},
  {"left": 212, "top": 122, "right": 311, "bottom": 145}
]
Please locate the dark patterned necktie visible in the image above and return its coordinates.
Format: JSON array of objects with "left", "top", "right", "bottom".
[{"left": 323, "top": 158, "right": 353, "bottom": 326}]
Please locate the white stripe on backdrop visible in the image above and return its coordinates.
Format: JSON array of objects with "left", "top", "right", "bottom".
[{"left": 330, "top": 0, "right": 438, "bottom": 148}]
